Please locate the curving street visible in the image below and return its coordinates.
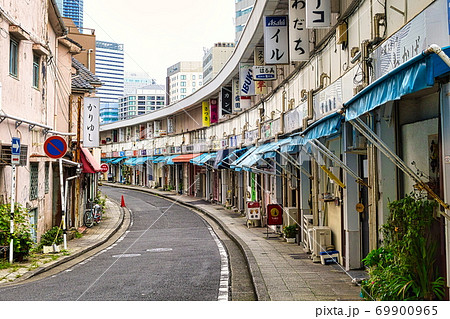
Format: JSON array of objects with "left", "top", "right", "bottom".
[{"left": 0, "top": 186, "right": 228, "bottom": 301}]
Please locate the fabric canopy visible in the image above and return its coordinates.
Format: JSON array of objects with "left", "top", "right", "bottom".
[
  {"left": 261, "top": 138, "right": 292, "bottom": 159},
  {"left": 345, "top": 46, "right": 450, "bottom": 121},
  {"left": 123, "top": 157, "right": 137, "bottom": 166},
  {"left": 172, "top": 153, "right": 201, "bottom": 163},
  {"left": 230, "top": 146, "right": 257, "bottom": 170},
  {"left": 80, "top": 147, "right": 102, "bottom": 173},
  {"left": 213, "top": 149, "right": 230, "bottom": 169},
  {"left": 217, "top": 148, "right": 248, "bottom": 169},
  {"left": 134, "top": 157, "right": 149, "bottom": 165},
  {"left": 165, "top": 155, "right": 180, "bottom": 165},
  {"left": 281, "top": 135, "right": 304, "bottom": 154},
  {"left": 190, "top": 153, "right": 217, "bottom": 166},
  {"left": 111, "top": 157, "right": 126, "bottom": 164},
  {"left": 300, "top": 112, "right": 344, "bottom": 141}
]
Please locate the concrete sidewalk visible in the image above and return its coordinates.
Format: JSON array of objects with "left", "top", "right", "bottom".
[
  {"left": 105, "top": 183, "right": 363, "bottom": 301},
  {"left": 0, "top": 199, "right": 125, "bottom": 286}
]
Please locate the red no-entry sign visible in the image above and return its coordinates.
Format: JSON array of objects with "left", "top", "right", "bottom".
[
  {"left": 100, "top": 163, "right": 109, "bottom": 173},
  {"left": 44, "top": 136, "right": 67, "bottom": 159}
]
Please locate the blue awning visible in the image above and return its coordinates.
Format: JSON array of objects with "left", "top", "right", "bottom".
[
  {"left": 102, "top": 158, "right": 116, "bottom": 163},
  {"left": 111, "top": 157, "right": 126, "bottom": 164},
  {"left": 213, "top": 149, "right": 230, "bottom": 169},
  {"left": 152, "top": 156, "right": 165, "bottom": 163},
  {"left": 123, "top": 157, "right": 137, "bottom": 166},
  {"left": 230, "top": 146, "right": 257, "bottom": 171},
  {"left": 217, "top": 148, "right": 248, "bottom": 169},
  {"left": 281, "top": 135, "right": 304, "bottom": 154},
  {"left": 134, "top": 157, "right": 149, "bottom": 165},
  {"left": 345, "top": 46, "right": 450, "bottom": 121},
  {"left": 300, "top": 112, "right": 344, "bottom": 141},
  {"left": 190, "top": 152, "right": 217, "bottom": 166},
  {"left": 165, "top": 155, "right": 180, "bottom": 165},
  {"left": 262, "top": 138, "right": 292, "bottom": 159}
]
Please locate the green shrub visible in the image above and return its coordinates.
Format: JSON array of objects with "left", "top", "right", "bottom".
[
  {"left": 0, "top": 203, "right": 33, "bottom": 260},
  {"left": 361, "top": 194, "right": 445, "bottom": 301},
  {"left": 283, "top": 225, "right": 297, "bottom": 238},
  {"left": 39, "top": 226, "right": 63, "bottom": 248}
]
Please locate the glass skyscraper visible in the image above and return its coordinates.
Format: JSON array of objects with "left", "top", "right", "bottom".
[
  {"left": 56, "top": 0, "right": 84, "bottom": 29},
  {"left": 96, "top": 41, "right": 125, "bottom": 124}
]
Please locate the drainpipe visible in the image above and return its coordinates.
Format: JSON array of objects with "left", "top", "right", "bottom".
[{"left": 424, "top": 44, "right": 450, "bottom": 68}]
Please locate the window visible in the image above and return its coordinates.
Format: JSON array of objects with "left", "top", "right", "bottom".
[
  {"left": 30, "top": 163, "right": 39, "bottom": 200},
  {"left": 9, "top": 38, "right": 19, "bottom": 77},
  {"left": 32, "top": 54, "right": 40, "bottom": 88},
  {"left": 181, "top": 82, "right": 186, "bottom": 87},
  {"left": 44, "top": 162, "right": 49, "bottom": 194},
  {"left": 192, "top": 75, "right": 196, "bottom": 80},
  {"left": 181, "top": 75, "right": 186, "bottom": 80}
]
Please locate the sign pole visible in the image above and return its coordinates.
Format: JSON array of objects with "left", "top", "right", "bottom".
[
  {"left": 9, "top": 164, "right": 16, "bottom": 263},
  {"left": 59, "top": 158, "right": 67, "bottom": 250}
]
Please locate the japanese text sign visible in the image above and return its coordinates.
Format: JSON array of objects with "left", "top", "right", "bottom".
[
  {"left": 264, "top": 16, "right": 289, "bottom": 65},
  {"left": 306, "top": 0, "right": 331, "bottom": 28},
  {"left": 210, "top": 99, "right": 218, "bottom": 124},
  {"left": 202, "top": 101, "right": 210, "bottom": 127},
  {"left": 239, "top": 63, "right": 255, "bottom": 96},
  {"left": 83, "top": 97, "right": 100, "bottom": 148},
  {"left": 289, "top": 0, "right": 310, "bottom": 61},
  {"left": 220, "top": 87, "right": 232, "bottom": 116}
]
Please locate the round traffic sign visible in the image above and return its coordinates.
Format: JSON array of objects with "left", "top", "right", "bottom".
[
  {"left": 44, "top": 136, "right": 67, "bottom": 159},
  {"left": 100, "top": 163, "right": 109, "bottom": 173}
]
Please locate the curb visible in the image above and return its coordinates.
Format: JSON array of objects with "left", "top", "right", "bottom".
[
  {"left": 1, "top": 199, "right": 126, "bottom": 287},
  {"left": 102, "top": 183, "right": 270, "bottom": 301}
]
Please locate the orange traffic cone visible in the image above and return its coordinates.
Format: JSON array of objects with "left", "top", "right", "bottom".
[{"left": 120, "top": 195, "right": 126, "bottom": 207}]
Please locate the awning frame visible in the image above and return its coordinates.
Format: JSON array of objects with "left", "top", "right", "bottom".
[{"left": 350, "top": 117, "right": 450, "bottom": 218}]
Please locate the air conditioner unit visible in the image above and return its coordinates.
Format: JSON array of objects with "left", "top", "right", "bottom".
[
  {"left": 311, "top": 226, "right": 332, "bottom": 262},
  {"left": 283, "top": 207, "right": 298, "bottom": 227},
  {"left": 346, "top": 124, "right": 367, "bottom": 153}
]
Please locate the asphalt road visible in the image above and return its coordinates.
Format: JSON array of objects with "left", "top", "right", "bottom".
[{"left": 0, "top": 186, "right": 227, "bottom": 301}]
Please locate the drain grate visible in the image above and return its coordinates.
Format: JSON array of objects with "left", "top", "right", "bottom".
[{"left": 289, "top": 253, "right": 310, "bottom": 260}]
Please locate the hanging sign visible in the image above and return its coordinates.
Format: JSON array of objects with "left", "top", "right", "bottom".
[
  {"left": 239, "top": 63, "right": 255, "bottom": 96},
  {"left": 202, "top": 101, "right": 210, "bottom": 127},
  {"left": 306, "top": 0, "right": 331, "bottom": 28},
  {"left": 220, "top": 87, "right": 233, "bottom": 116},
  {"left": 83, "top": 97, "right": 100, "bottom": 148},
  {"left": 232, "top": 78, "right": 241, "bottom": 113},
  {"left": 210, "top": 98, "right": 218, "bottom": 124},
  {"left": 252, "top": 66, "right": 277, "bottom": 80},
  {"left": 267, "top": 204, "right": 283, "bottom": 225},
  {"left": 289, "top": 0, "right": 310, "bottom": 61},
  {"left": 264, "top": 16, "right": 289, "bottom": 65}
]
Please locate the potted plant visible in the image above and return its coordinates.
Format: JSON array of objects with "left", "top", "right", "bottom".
[{"left": 283, "top": 225, "right": 297, "bottom": 243}]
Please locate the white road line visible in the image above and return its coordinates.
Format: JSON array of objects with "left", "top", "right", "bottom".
[{"left": 207, "top": 226, "right": 229, "bottom": 301}]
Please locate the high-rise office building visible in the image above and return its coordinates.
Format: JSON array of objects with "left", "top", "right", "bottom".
[
  {"left": 56, "top": 0, "right": 84, "bottom": 30},
  {"left": 166, "top": 62, "right": 203, "bottom": 105},
  {"left": 202, "top": 42, "right": 235, "bottom": 84},
  {"left": 119, "top": 84, "right": 167, "bottom": 121},
  {"left": 96, "top": 40, "right": 125, "bottom": 124},
  {"left": 235, "top": 0, "right": 255, "bottom": 42}
]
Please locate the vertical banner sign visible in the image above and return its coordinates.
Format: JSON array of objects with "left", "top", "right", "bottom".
[
  {"left": 232, "top": 79, "right": 241, "bottom": 113},
  {"left": 167, "top": 117, "right": 174, "bottom": 134},
  {"left": 210, "top": 98, "right": 218, "bottom": 124},
  {"left": 83, "top": 97, "right": 100, "bottom": 148},
  {"left": 306, "top": 0, "right": 331, "bottom": 28},
  {"left": 289, "top": 0, "right": 310, "bottom": 61},
  {"left": 220, "top": 87, "right": 232, "bottom": 116},
  {"left": 254, "top": 47, "right": 267, "bottom": 95},
  {"left": 267, "top": 204, "right": 283, "bottom": 225},
  {"left": 239, "top": 63, "right": 255, "bottom": 96},
  {"left": 202, "top": 101, "right": 210, "bottom": 127},
  {"left": 264, "top": 16, "right": 289, "bottom": 65}
]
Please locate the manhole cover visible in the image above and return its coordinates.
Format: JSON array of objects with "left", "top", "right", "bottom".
[
  {"left": 112, "top": 253, "right": 141, "bottom": 258},
  {"left": 146, "top": 248, "right": 173, "bottom": 252}
]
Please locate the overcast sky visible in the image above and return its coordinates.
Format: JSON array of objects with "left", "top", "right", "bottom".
[{"left": 84, "top": 0, "right": 236, "bottom": 84}]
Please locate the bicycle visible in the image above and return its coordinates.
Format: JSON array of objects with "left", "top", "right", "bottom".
[{"left": 83, "top": 202, "right": 102, "bottom": 228}]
